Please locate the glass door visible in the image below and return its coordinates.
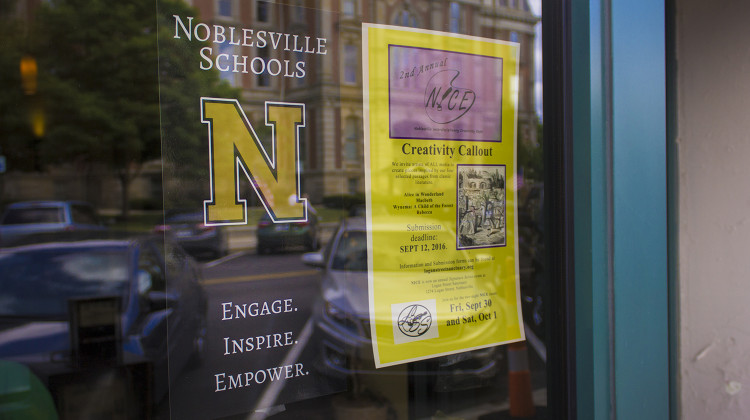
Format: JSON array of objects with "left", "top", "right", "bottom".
[{"left": 0, "top": 0, "right": 576, "bottom": 418}]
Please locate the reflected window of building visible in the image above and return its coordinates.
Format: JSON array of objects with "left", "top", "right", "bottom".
[
  {"left": 295, "top": 50, "right": 306, "bottom": 86},
  {"left": 256, "top": 47, "right": 270, "bottom": 87},
  {"left": 292, "top": 0, "right": 306, "bottom": 23},
  {"left": 344, "top": 116, "right": 359, "bottom": 162},
  {"left": 217, "top": 0, "right": 232, "bottom": 18},
  {"left": 343, "top": 44, "right": 358, "bottom": 84},
  {"left": 510, "top": 31, "right": 519, "bottom": 43},
  {"left": 449, "top": 2, "right": 462, "bottom": 33},
  {"left": 393, "top": 8, "right": 418, "bottom": 28},
  {"left": 348, "top": 178, "right": 359, "bottom": 195},
  {"left": 218, "top": 42, "right": 236, "bottom": 86},
  {"left": 256, "top": 0, "right": 270, "bottom": 23},
  {"left": 342, "top": 0, "right": 356, "bottom": 19}
]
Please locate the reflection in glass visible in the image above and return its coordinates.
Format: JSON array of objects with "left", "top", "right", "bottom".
[
  {"left": 0, "top": 248, "right": 128, "bottom": 317},
  {"left": 331, "top": 231, "right": 367, "bottom": 271},
  {"left": 0, "top": 0, "right": 545, "bottom": 417},
  {"left": 344, "top": 44, "right": 358, "bottom": 84}
]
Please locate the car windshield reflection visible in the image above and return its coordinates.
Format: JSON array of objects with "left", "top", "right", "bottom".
[
  {"left": 0, "top": 246, "right": 129, "bottom": 318},
  {"left": 331, "top": 231, "right": 367, "bottom": 271}
]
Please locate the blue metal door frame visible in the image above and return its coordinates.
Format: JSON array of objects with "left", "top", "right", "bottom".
[{"left": 571, "top": 0, "right": 669, "bottom": 418}]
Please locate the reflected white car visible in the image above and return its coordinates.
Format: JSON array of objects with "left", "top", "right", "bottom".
[{"left": 302, "top": 217, "right": 500, "bottom": 392}]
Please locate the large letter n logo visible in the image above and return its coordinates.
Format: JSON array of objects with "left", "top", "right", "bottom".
[{"left": 202, "top": 98, "right": 307, "bottom": 226}]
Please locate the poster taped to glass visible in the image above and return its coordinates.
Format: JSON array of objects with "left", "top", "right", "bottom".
[{"left": 362, "top": 24, "right": 524, "bottom": 367}]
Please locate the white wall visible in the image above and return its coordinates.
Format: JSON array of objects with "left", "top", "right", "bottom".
[{"left": 677, "top": 0, "right": 750, "bottom": 418}]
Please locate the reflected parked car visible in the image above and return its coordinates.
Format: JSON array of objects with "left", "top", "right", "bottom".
[
  {"left": 302, "top": 217, "right": 500, "bottom": 392},
  {"left": 155, "top": 210, "right": 228, "bottom": 259},
  {"left": 256, "top": 206, "right": 320, "bottom": 254},
  {"left": 0, "top": 231, "right": 207, "bottom": 404},
  {"left": 0, "top": 201, "right": 105, "bottom": 245}
]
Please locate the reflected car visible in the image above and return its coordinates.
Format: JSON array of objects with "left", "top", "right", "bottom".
[
  {"left": 155, "top": 210, "right": 228, "bottom": 259},
  {"left": 0, "top": 231, "right": 207, "bottom": 404},
  {"left": 256, "top": 207, "right": 320, "bottom": 254},
  {"left": 0, "top": 201, "right": 105, "bottom": 245},
  {"left": 302, "top": 217, "right": 500, "bottom": 392}
]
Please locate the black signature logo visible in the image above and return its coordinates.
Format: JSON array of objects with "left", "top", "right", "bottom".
[
  {"left": 424, "top": 69, "right": 476, "bottom": 124},
  {"left": 397, "top": 304, "right": 432, "bottom": 337}
]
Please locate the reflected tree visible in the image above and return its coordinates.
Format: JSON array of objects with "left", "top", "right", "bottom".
[
  {"left": 0, "top": 4, "right": 40, "bottom": 175},
  {"left": 157, "top": 0, "right": 240, "bottom": 210},
  {"left": 0, "top": 0, "right": 237, "bottom": 217},
  {"left": 27, "top": 0, "right": 162, "bottom": 218}
]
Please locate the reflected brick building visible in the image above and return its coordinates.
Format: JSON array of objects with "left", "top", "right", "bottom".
[{"left": 188, "top": 0, "right": 538, "bottom": 202}]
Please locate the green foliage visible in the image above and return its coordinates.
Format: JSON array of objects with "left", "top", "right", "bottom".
[
  {"left": 0, "top": 15, "right": 39, "bottom": 171},
  {"left": 157, "top": 0, "right": 240, "bottom": 209}
]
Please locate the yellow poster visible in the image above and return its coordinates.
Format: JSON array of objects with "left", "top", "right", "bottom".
[{"left": 362, "top": 24, "right": 524, "bottom": 367}]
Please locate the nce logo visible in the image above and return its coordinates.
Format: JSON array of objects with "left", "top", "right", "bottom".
[
  {"left": 201, "top": 98, "right": 307, "bottom": 226},
  {"left": 424, "top": 69, "right": 476, "bottom": 124}
]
